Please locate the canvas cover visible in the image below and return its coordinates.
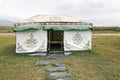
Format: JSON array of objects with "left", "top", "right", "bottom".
[
  {"left": 64, "top": 30, "right": 91, "bottom": 51},
  {"left": 16, "top": 30, "right": 47, "bottom": 53}
]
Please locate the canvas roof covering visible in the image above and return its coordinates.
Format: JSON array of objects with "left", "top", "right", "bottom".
[
  {"left": 23, "top": 15, "right": 84, "bottom": 22},
  {"left": 14, "top": 15, "right": 92, "bottom": 32}
]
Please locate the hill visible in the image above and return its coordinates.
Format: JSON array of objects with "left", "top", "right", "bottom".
[{"left": 0, "top": 15, "right": 22, "bottom": 27}]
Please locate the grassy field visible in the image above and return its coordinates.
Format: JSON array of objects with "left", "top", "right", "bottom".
[
  {"left": 92, "top": 26, "right": 120, "bottom": 34},
  {"left": 0, "top": 36, "right": 120, "bottom": 80},
  {"left": 0, "top": 27, "right": 14, "bottom": 33},
  {"left": 92, "top": 30, "right": 120, "bottom": 34}
]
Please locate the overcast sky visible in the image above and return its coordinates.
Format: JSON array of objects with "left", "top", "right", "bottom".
[{"left": 0, "top": 0, "right": 120, "bottom": 26}]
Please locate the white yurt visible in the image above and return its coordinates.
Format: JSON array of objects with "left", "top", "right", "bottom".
[{"left": 13, "top": 15, "right": 92, "bottom": 55}]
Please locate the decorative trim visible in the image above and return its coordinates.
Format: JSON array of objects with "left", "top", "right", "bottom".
[
  {"left": 36, "top": 41, "right": 46, "bottom": 51},
  {"left": 17, "top": 43, "right": 26, "bottom": 51},
  {"left": 84, "top": 40, "right": 90, "bottom": 49}
]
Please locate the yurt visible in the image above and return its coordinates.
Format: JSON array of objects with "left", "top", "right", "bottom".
[{"left": 13, "top": 15, "right": 92, "bottom": 55}]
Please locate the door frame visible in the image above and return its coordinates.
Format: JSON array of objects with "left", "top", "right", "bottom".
[{"left": 47, "top": 30, "right": 64, "bottom": 55}]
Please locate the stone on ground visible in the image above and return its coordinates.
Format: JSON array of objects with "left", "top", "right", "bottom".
[
  {"left": 35, "top": 60, "right": 50, "bottom": 66},
  {"left": 53, "top": 61, "right": 66, "bottom": 67},
  {"left": 48, "top": 72, "right": 71, "bottom": 79},
  {"left": 47, "top": 67, "right": 67, "bottom": 72},
  {"left": 56, "top": 77, "right": 72, "bottom": 80}
]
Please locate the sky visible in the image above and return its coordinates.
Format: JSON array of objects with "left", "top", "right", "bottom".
[{"left": 0, "top": 0, "right": 120, "bottom": 26}]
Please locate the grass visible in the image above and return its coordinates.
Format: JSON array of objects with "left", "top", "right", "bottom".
[
  {"left": 0, "top": 36, "right": 47, "bottom": 80},
  {"left": 61, "top": 37, "right": 120, "bottom": 80},
  {"left": 92, "top": 31, "right": 120, "bottom": 34},
  {"left": 0, "top": 27, "right": 14, "bottom": 33},
  {"left": 0, "top": 35, "right": 120, "bottom": 80},
  {"left": 92, "top": 26, "right": 120, "bottom": 34}
]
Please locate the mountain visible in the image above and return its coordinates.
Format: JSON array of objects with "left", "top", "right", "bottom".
[{"left": 0, "top": 15, "right": 22, "bottom": 27}]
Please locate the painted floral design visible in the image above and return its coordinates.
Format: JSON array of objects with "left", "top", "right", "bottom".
[
  {"left": 84, "top": 40, "right": 90, "bottom": 49},
  {"left": 25, "top": 33, "right": 38, "bottom": 48},
  {"left": 17, "top": 43, "right": 26, "bottom": 51},
  {"left": 72, "top": 32, "right": 82, "bottom": 45}
]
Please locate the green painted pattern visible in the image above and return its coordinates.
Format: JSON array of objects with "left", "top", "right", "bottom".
[
  {"left": 43, "top": 27, "right": 90, "bottom": 31},
  {"left": 13, "top": 26, "right": 91, "bottom": 32},
  {"left": 13, "top": 26, "right": 41, "bottom": 32}
]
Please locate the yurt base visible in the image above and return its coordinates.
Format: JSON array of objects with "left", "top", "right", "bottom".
[{"left": 27, "top": 51, "right": 72, "bottom": 57}]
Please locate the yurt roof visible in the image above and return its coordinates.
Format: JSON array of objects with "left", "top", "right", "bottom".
[
  {"left": 23, "top": 15, "right": 84, "bottom": 22},
  {"left": 15, "top": 15, "right": 93, "bottom": 27},
  {"left": 14, "top": 15, "right": 93, "bottom": 32}
]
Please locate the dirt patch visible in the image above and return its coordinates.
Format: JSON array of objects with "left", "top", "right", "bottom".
[{"left": 0, "top": 33, "right": 15, "bottom": 36}]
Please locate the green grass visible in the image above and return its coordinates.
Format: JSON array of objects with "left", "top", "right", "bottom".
[
  {"left": 63, "top": 37, "right": 120, "bottom": 80},
  {"left": 0, "top": 36, "right": 47, "bottom": 80},
  {"left": 0, "top": 27, "right": 14, "bottom": 33},
  {"left": 0, "top": 35, "right": 120, "bottom": 80},
  {"left": 92, "top": 31, "right": 120, "bottom": 34},
  {"left": 92, "top": 26, "right": 120, "bottom": 34}
]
